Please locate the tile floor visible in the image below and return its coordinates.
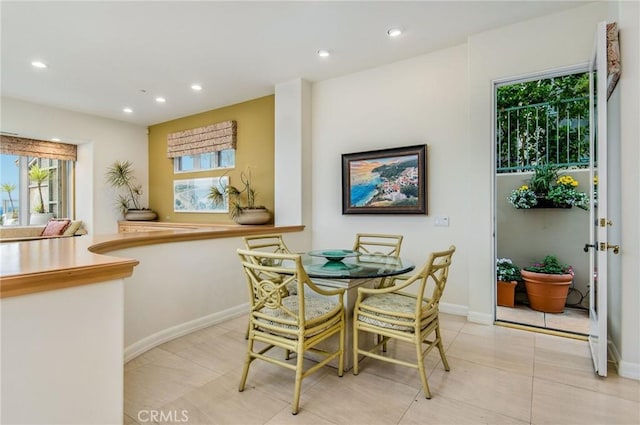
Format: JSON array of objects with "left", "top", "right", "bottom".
[
  {"left": 124, "top": 313, "right": 639, "bottom": 425},
  {"left": 496, "top": 305, "right": 590, "bottom": 335}
]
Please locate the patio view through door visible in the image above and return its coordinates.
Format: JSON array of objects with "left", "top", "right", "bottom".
[
  {"left": 494, "top": 21, "right": 620, "bottom": 377},
  {"left": 494, "top": 68, "right": 591, "bottom": 337}
]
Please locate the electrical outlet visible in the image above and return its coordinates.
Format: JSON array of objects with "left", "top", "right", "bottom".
[{"left": 434, "top": 215, "right": 449, "bottom": 227}]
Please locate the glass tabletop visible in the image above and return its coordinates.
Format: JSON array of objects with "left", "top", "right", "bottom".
[{"left": 300, "top": 252, "right": 415, "bottom": 279}]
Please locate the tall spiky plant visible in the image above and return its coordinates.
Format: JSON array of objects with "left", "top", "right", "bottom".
[
  {"left": 28, "top": 164, "right": 50, "bottom": 213},
  {"left": 106, "top": 160, "right": 143, "bottom": 214},
  {"left": 1, "top": 183, "right": 17, "bottom": 216}
]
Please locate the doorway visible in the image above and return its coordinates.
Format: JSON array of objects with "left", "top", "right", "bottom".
[{"left": 494, "top": 68, "right": 590, "bottom": 336}]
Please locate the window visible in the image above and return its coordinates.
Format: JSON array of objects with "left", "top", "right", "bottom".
[
  {"left": 173, "top": 149, "right": 235, "bottom": 173},
  {"left": 0, "top": 154, "right": 73, "bottom": 226}
]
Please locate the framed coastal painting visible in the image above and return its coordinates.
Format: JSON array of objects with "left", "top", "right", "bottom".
[
  {"left": 341, "top": 144, "right": 427, "bottom": 215},
  {"left": 173, "top": 176, "right": 229, "bottom": 213}
]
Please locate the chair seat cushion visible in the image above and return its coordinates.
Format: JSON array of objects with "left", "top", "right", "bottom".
[
  {"left": 358, "top": 293, "right": 426, "bottom": 332},
  {"left": 256, "top": 295, "right": 340, "bottom": 337}
]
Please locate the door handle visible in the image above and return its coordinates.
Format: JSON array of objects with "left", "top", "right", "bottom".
[
  {"left": 599, "top": 242, "right": 620, "bottom": 254},
  {"left": 583, "top": 243, "right": 596, "bottom": 252}
]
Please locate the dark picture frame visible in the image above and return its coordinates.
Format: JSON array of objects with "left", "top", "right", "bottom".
[{"left": 342, "top": 144, "right": 427, "bottom": 215}]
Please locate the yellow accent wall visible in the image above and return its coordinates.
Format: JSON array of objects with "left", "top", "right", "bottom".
[{"left": 148, "top": 95, "right": 274, "bottom": 224}]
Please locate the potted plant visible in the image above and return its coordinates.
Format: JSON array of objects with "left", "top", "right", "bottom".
[
  {"left": 28, "top": 164, "right": 55, "bottom": 224},
  {"left": 1, "top": 183, "right": 18, "bottom": 220},
  {"left": 508, "top": 164, "right": 588, "bottom": 210},
  {"left": 106, "top": 160, "right": 157, "bottom": 221},
  {"left": 496, "top": 258, "right": 521, "bottom": 308},
  {"left": 521, "top": 255, "right": 573, "bottom": 313},
  {"left": 208, "top": 169, "right": 270, "bottom": 225}
]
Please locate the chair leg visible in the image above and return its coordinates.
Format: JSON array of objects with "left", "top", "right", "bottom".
[
  {"left": 338, "top": 312, "right": 345, "bottom": 377},
  {"left": 353, "top": 320, "right": 360, "bottom": 375},
  {"left": 415, "top": 338, "right": 432, "bottom": 399},
  {"left": 435, "top": 323, "right": 450, "bottom": 371},
  {"left": 291, "top": 349, "right": 305, "bottom": 415},
  {"left": 239, "top": 336, "right": 255, "bottom": 392}
]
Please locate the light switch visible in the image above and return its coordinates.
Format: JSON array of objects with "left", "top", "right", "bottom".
[{"left": 434, "top": 215, "right": 449, "bottom": 227}]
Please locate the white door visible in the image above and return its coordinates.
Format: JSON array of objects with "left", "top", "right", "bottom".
[{"left": 587, "top": 21, "right": 620, "bottom": 377}]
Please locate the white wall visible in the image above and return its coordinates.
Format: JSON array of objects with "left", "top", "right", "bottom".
[
  {"left": 1, "top": 97, "right": 148, "bottom": 234},
  {"left": 311, "top": 44, "right": 471, "bottom": 315},
  {"left": 116, "top": 231, "right": 310, "bottom": 360},
  {"left": 467, "top": 1, "right": 608, "bottom": 323},
  {"left": 610, "top": 0, "right": 640, "bottom": 379},
  {"left": 1, "top": 280, "right": 124, "bottom": 424}
]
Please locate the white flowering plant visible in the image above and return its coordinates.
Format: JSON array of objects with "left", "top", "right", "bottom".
[
  {"left": 496, "top": 258, "right": 521, "bottom": 282},
  {"left": 508, "top": 185, "right": 537, "bottom": 209}
]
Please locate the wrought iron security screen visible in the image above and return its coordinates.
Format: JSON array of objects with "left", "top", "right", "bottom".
[{"left": 496, "top": 72, "right": 591, "bottom": 174}]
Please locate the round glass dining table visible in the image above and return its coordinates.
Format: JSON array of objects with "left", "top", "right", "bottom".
[{"left": 300, "top": 250, "right": 415, "bottom": 279}]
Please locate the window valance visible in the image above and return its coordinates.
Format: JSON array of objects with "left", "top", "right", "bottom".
[
  {"left": 0, "top": 135, "right": 77, "bottom": 161},
  {"left": 167, "top": 120, "right": 237, "bottom": 158}
]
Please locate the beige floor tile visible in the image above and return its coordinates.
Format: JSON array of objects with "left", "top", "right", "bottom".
[
  {"left": 356, "top": 338, "right": 448, "bottom": 391},
  {"left": 497, "top": 304, "right": 545, "bottom": 327},
  {"left": 241, "top": 353, "right": 333, "bottom": 404},
  {"left": 158, "top": 323, "right": 232, "bottom": 354},
  {"left": 217, "top": 314, "right": 251, "bottom": 334},
  {"left": 264, "top": 407, "right": 340, "bottom": 425},
  {"left": 427, "top": 358, "right": 533, "bottom": 423},
  {"left": 123, "top": 413, "right": 140, "bottom": 425},
  {"left": 158, "top": 371, "right": 289, "bottom": 425},
  {"left": 124, "top": 348, "right": 223, "bottom": 419},
  {"left": 399, "top": 395, "right": 529, "bottom": 425},
  {"left": 532, "top": 377, "right": 640, "bottom": 425},
  {"left": 544, "top": 307, "right": 589, "bottom": 334},
  {"left": 162, "top": 331, "right": 248, "bottom": 375},
  {"left": 439, "top": 312, "right": 468, "bottom": 333},
  {"left": 299, "top": 372, "right": 419, "bottom": 424},
  {"left": 447, "top": 324, "right": 535, "bottom": 375}
]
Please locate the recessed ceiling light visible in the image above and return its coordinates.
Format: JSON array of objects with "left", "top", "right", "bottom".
[
  {"left": 155, "top": 97, "right": 166, "bottom": 103},
  {"left": 51, "top": 137, "right": 61, "bottom": 142},
  {"left": 387, "top": 27, "right": 403, "bottom": 38},
  {"left": 31, "top": 61, "right": 47, "bottom": 69},
  {"left": 191, "top": 84, "right": 202, "bottom": 91},
  {"left": 123, "top": 107, "right": 133, "bottom": 113},
  {"left": 317, "top": 49, "right": 330, "bottom": 58}
]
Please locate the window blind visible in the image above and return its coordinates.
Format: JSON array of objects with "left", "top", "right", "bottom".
[
  {"left": 166, "top": 120, "right": 237, "bottom": 158},
  {"left": 0, "top": 135, "right": 77, "bottom": 161}
]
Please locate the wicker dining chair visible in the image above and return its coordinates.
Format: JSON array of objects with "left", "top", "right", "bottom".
[
  {"left": 352, "top": 233, "right": 403, "bottom": 289},
  {"left": 353, "top": 245, "right": 456, "bottom": 399},
  {"left": 237, "top": 248, "right": 346, "bottom": 415}
]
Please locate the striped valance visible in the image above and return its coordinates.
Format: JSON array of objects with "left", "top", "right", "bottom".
[
  {"left": 0, "top": 135, "right": 77, "bottom": 161},
  {"left": 167, "top": 120, "right": 237, "bottom": 158}
]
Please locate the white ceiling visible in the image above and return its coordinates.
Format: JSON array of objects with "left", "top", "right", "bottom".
[{"left": 1, "top": 1, "right": 588, "bottom": 127}]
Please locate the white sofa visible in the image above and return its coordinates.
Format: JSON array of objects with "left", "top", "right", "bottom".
[{"left": 0, "top": 221, "right": 86, "bottom": 242}]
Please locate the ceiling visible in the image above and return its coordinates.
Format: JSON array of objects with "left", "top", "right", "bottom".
[{"left": 1, "top": 1, "right": 588, "bottom": 127}]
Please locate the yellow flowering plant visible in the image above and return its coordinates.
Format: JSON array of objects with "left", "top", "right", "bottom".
[{"left": 508, "top": 165, "right": 589, "bottom": 210}]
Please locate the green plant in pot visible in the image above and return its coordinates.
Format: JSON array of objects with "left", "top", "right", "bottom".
[
  {"left": 496, "top": 258, "right": 521, "bottom": 308},
  {"left": 28, "top": 164, "right": 49, "bottom": 214},
  {"left": 521, "top": 255, "right": 574, "bottom": 313},
  {"left": 1, "top": 183, "right": 18, "bottom": 218},
  {"left": 508, "top": 164, "right": 589, "bottom": 210},
  {"left": 208, "top": 169, "right": 270, "bottom": 225},
  {"left": 106, "top": 160, "right": 157, "bottom": 221}
]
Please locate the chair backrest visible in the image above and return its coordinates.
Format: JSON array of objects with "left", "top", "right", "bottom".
[
  {"left": 352, "top": 233, "right": 403, "bottom": 257},
  {"left": 237, "top": 248, "right": 309, "bottom": 329},
  {"left": 409, "top": 245, "right": 456, "bottom": 310},
  {"left": 243, "top": 234, "right": 292, "bottom": 254}
]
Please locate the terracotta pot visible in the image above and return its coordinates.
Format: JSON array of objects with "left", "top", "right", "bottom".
[
  {"left": 233, "top": 208, "right": 271, "bottom": 225},
  {"left": 497, "top": 280, "right": 518, "bottom": 308},
  {"left": 521, "top": 269, "right": 572, "bottom": 313}
]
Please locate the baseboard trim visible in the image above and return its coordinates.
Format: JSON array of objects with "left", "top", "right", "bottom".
[
  {"left": 439, "top": 302, "right": 468, "bottom": 317},
  {"left": 123, "top": 303, "right": 248, "bottom": 363},
  {"left": 466, "top": 310, "right": 494, "bottom": 325},
  {"left": 609, "top": 340, "right": 640, "bottom": 380}
]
